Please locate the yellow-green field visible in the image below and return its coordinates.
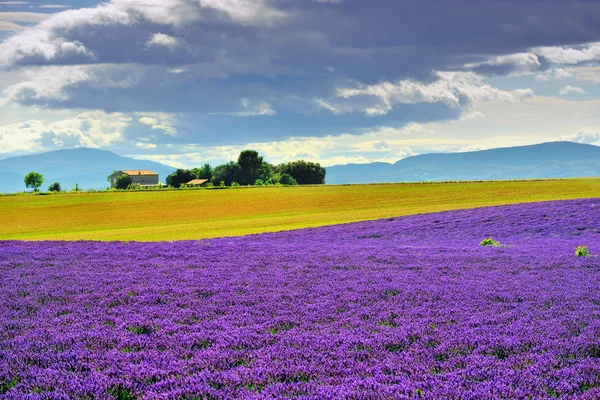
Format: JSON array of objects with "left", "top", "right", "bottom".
[{"left": 1, "top": 179, "right": 599, "bottom": 241}]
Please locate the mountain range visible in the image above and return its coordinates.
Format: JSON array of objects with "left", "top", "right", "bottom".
[
  {"left": 0, "top": 141, "right": 599, "bottom": 193},
  {"left": 325, "top": 141, "right": 600, "bottom": 184},
  {"left": 0, "top": 148, "right": 176, "bottom": 193}
]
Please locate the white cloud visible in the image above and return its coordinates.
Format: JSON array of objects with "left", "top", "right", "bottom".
[
  {"left": 329, "top": 71, "right": 533, "bottom": 116},
  {"left": 0, "top": 11, "right": 51, "bottom": 29},
  {"left": 146, "top": 33, "right": 185, "bottom": 50},
  {"left": 0, "top": 0, "right": 287, "bottom": 68},
  {"left": 534, "top": 42, "right": 600, "bottom": 64},
  {"left": 559, "top": 85, "right": 585, "bottom": 95},
  {"left": 0, "top": 20, "right": 20, "bottom": 30},
  {"left": 136, "top": 112, "right": 178, "bottom": 136},
  {"left": 535, "top": 68, "right": 573, "bottom": 81},
  {"left": 565, "top": 128, "right": 600, "bottom": 146},
  {"left": 29, "top": 5, "right": 70, "bottom": 9},
  {"left": 459, "top": 111, "right": 486, "bottom": 121},
  {"left": 1, "top": 65, "right": 90, "bottom": 104},
  {"left": 573, "top": 66, "right": 600, "bottom": 83},
  {"left": 0, "top": 11, "right": 50, "bottom": 22},
  {"left": 0, "top": 64, "right": 149, "bottom": 107},
  {"left": 0, "top": 111, "right": 130, "bottom": 154},
  {"left": 135, "top": 141, "right": 157, "bottom": 149},
  {"left": 468, "top": 52, "right": 541, "bottom": 75},
  {"left": 211, "top": 98, "right": 276, "bottom": 117}
]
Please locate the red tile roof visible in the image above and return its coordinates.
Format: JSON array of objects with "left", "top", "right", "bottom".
[{"left": 120, "top": 170, "right": 158, "bottom": 176}]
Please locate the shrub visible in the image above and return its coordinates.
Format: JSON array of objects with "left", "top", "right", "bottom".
[
  {"left": 254, "top": 179, "right": 264, "bottom": 186},
  {"left": 480, "top": 237, "right": 500, "bottom": 246},
  {"left": 48, "top": 182, "right": 61, "bottom": 192},
  {"left": 115, "top": 175, "right": 132, "bottom": 190},
  {"left": 278, "top": 173, "right": 298, "bottom": 186},
  {"left": 231, "top": 181, "right": 240, "bottom": 187},
  {"left": 575, "top": 246, "right": 589, "bottom": 257}
]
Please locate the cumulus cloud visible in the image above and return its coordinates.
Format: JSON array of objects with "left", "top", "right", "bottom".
[
  {"left": 534, "top": 42, "right": 600, "bottom": 65},
  {"left": 535, "top": 68, "right": 573, "bottom": 81},
  {"left": 559, "top": 85, "right": 585, "bottom": 95},
  {"left": 2, "top": 0, "right": 600, "bottom": 159},
  {"left": 468, "top": 53, "right": 541, "bottom": 76},
  {"left": 0, "top": 0, "right": 286, "bottom": 68},
  {"left": 146, "top": 33, "right": 186, "bottom": 51},
  {"left": 566, "top": 128, "right": 600, "bottom": 146},
  {"left": 1, "top": 65, "right": 89, "bottom": 104},
  {"left": 136, "top": 112, "right": 178, "bottom": 136},
  {"left": 328, "top": 71, "right": 533, "bottom": 116},
  {"left": 0, "top": 111, "right": 130, "bottom": 154}
]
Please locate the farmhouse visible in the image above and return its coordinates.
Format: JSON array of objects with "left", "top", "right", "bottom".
[
  {"left": 186, "top": 179, "right": 209, "bottom": 187},
  {"left": 110, "top": 170, "right": 159, "bottom": 188}
]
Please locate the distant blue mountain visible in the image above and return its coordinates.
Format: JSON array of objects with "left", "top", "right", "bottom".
[
  {"left": 326, "top": 141, "right": 600, "bottom": 184},
  {"left": 0, "top": 148, "right": 177, "bottom": 193}
]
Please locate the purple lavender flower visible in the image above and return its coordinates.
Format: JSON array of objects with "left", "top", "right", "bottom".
[{"left": 1, "top": 198, "right": 599, "bottom": 399}]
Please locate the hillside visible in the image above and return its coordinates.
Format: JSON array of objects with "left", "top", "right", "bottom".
[
  {"left": 0, "top": 148, "right": 176, "bottom": 193},
  {"left": 326, "top": 141, "right": 600, "bottom": 184}
]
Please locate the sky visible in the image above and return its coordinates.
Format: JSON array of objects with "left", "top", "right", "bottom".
[{"left": 1, "top": 1, "right": 600, "bottom": 168}]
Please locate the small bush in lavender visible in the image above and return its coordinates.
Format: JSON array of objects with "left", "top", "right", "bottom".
[
  {"left": 575, "top": 246, "right": 590, "bottom": 257},
  {"left": 480, "top": 237, "right": 500, "bottom": 246}
]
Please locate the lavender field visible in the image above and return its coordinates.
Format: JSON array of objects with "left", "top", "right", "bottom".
[{"left": 1, "top": 199, "right": 600, "bottom": 399}]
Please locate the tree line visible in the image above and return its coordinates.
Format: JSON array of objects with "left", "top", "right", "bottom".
[
  {"left": 165, "top": 150, "right": 326, "bottom": 188},
  {"left": 21, "top": 149, "right": 326, "bottom": 192}
]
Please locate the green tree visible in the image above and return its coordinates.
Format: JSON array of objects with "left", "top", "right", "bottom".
[
  {"left": 278, "top": 173, "right": 298, "bottom": 185},
  {"left": 24, "top": 172, "right": 44, "bottom": 192},
  {"left": 115, "top": 174, "right": 133, "bottom": 189},
  {"left": 258, "top": 161, "right": 274, "bottom": 182},
  {"left": 238, "top": 150, "right": 264, "bottom": 185},
  {"left": 211, "top": 162, "right": 242, "bottom": 186},
  {"left": 166, "top": 169, "right": 196, "bottom": 188},
  {"left": 192, "top": 163, "right": 213, "bottom": 181},
  {"left": 277, "top": 160, "right": 326, "bottom": 184},
  {"left": 48, "top": 182, "right": 61, "bottom": 192}
]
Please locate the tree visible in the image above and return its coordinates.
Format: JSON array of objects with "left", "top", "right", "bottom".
[
  {"left": 192, "top": 163, "right": 213, "bottom": 181},
  {"left": 24, "top": 172, "right": 44, "bottom": 192},
  {"left": 115, "top": 174, "right": 133, "bottom": 189},
  {"left": 48, "top": 182, "right": 61, "bottom": 192},
  {"left": 166, "top": 169, "right": 196, "bottom": 188},
  {"left": 238, "top": 150, "right": 264, "bottom": 185},
  {"left": 277, "top": 160, "right": 326, "bottom": 184},
  {"left": 211, "top": 162, "right": 241, "bottom": 186},
  {"left": 278, "top": 173, "right": 298, "bottom": 185},
  {"left": 258, "top": 161, "right": 274, "bottom": 182}
]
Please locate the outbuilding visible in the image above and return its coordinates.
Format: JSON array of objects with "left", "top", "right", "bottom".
[
  {"left": 110, "top": 170, "right": 159, "bottom": 188},
  {"left": 186, "top": 179, "right": 209, "bottom": 187}
]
